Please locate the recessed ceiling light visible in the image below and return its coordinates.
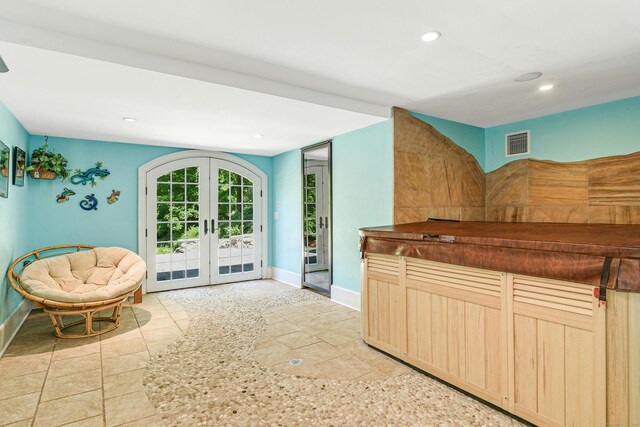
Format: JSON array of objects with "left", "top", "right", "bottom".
[
  {"left": 421, "top": 31, "right": 441, "bottom": 42},
  {"left": 122, "top": 117, "right": 137, "bottom": 122},
  {"left": 538, "top": 84, "right": 554, "bottom": 91},
  {"left": 253, "top": 133, "right": 264, "bottom": 139},
  {"left": 514, "top": 72, "right": 543, "bottom": 82}
]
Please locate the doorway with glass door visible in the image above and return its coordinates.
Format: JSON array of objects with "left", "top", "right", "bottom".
[
  {"left": 302, "top": 142, "right": 332, "bottom": 295},
  {"left": 144, "top": 155, "right": 264, "bottom": 293}
]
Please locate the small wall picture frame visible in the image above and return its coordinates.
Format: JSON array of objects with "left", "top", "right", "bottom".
[
  {"left": 13, "top": 146, "right": 26, "bottom": 187},
  {"left": 0, "top": 140, "right": 9, "bottom": 198}
]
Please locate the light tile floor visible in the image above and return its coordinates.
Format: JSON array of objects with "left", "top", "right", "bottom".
[
  {"left": 254, "top": 300, "right": 411, "bottom": 380},
  {"left": 0, "top": 294, "right": 188, "bottom": 427}
]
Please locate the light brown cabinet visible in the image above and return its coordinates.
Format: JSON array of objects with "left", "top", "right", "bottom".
[{"left": 361, "top": 254, "right": 640, "bottom": 427}]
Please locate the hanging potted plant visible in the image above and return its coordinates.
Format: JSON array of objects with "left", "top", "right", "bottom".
[
  {"left": 0, "top": 148, "right": 8, "bottom": 177},
  {"left": 25, "top": 136, "right": 70, "bottom": 181}
]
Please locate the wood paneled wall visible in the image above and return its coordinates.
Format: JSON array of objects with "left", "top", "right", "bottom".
[
  {"left": 393, "top": 108, "right": 485, "bottom": 224},
  {"left": 486, "top": 153, "right": 640, "bottom": 224},
  {"left": 393, "top": 106, "right": 640, "bottom": 225}
]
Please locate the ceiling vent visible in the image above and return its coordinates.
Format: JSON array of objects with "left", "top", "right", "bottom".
[{"left": 505, "top": 130, "right": 530, "bottom": 157}]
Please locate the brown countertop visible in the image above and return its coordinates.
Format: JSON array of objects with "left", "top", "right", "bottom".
[
  {"left": 360, "top": 221, "right": 640, "bottom": 259},
  {"left": 359, "top": 221, "right": 640, "bottom": 292}
]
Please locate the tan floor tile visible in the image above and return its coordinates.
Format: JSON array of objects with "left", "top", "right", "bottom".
[
  {"left": 174, "top": 319, "right": 190, "bottom": 332},
  {"left": 0, "top": 371, "right": 47, "bottom": 400},
  {"left": 264, "top": 321, "right": 302, "bottom": 337},
  {"left": 47, "top": 352, "right": 101, "bottom": 379},
  {"left": 104, "top": 368, "right": 145, "bottom": 399},
  {"left": 140, "top": 326, "right": 182, "bottom": 343},
  {"left": 275, "top": 331, "right": 321, "bottom": 349},
  {"left": 41, "top": 368, "right": 102, "bottom": 402},
  {"left": 99, "top": 327, "right": 143, "bottom": 344},
  {"left": 60, "top": 415, "right": 105, "bottom": 427},
  {"left": 289, "top": 341, "right": 344, "bottom": 366},
  {"left": 3, "top": 419, "right": 33, "bottom": 427},
  {"left": 314, "top": 354, "right": 374, "bottom": 380},
  {"left": 253, "top": 342, "right": 296, "bottom": 367},
  {"left": 261, "top": 313, "right": 285, "bottom": 325},
  {"left": 34, "top": 389, "right": 103, "bottom": 427},
  {"left": 101, "top": 339, "right": 148, "bottom": 359},
  {"left": 102, "top": 351, "right": 150, "bottom": 377},
  {"left": 314, "top": 310, "right": 354, "bottom": 323},
  {"left": 145, "top": 339, "right": 175, "bottom": 356},
  {"left": 296, "top": 319, "right": 342, "bottom": 335},
  {"left": 354, "top": 370, "right": 392, "bottom": 381},
  {"left": 0, "top": 392, "right": 40, "bottom": 425},
  {"left": 133, "top": 309, "right": 171, "bottom": 322},
  {"left": 333, "top": 317, "right": 361, "bottom": 332},
  {"left": 104, "top": 390, "right": 156, "bottom": 427},
  {"left": 0, "top": 353, "right": 51, "bottom": 379},
  {"left": 4, "top": 333, "right": 56, "bottom": 356},
  {"left": 138, "top": 317, "right": 177, "bottom": 332},
  {"left": 118, "top": 415, "right": 164, "bottom": 426},
  {"left": 168, "top": 310, "right": 189, "bottom": 321},
  {"left": 52, "top": 340, "right": 100, "bottom": 361},
  {"left": 316, "top": 329, "right": 360, "bottom": 347},
  {"left": 253, "top": 335, "right": 280, "bottom": 351},
  {"left": 272, "top": 360, "right": 323, "bottom": 378},
  {"left": 280, "top": 312, "right": 311, "bottom": 323},
  {"left": 303, "top": 303, "right": 340, "bottom": 315},
  {"left": 161, "top": 304, "right": 184, "bottom": 314}
]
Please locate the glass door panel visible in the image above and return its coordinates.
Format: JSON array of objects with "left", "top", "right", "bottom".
[
  {"left": 147, "top": 158, "right": 210, "bottom": 292},
  {"left": 210, "top": 160, "right": 261, "bottom": 284}
]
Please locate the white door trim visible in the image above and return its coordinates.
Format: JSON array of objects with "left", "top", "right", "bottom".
[{"left": 138, "top": 150, "right": 269, "bottom": 294}]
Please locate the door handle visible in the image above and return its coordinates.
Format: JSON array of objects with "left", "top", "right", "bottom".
[
  {"left": 212, "top": 219, "right": 216, "bottom": 232},
  {"left": 204, "top": 219, "right": 208, "bottom": 235},
  {"left": 319, "top": 216, "right": 323, "bottom": 229},
  {"left": 325, "top": 216, "right": 329, "bottom": 229}
]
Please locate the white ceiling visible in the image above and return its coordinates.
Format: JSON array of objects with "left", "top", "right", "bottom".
[{"left": 1, "top": 0, "right": 640, "bottom": 154}]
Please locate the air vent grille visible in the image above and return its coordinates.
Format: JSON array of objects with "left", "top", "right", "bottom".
[{"left": 506, "top": 130, "right": 530, "bottom": 156}]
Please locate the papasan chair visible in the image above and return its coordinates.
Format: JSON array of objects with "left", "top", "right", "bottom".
[{"left": 8, "top": 245, "right": 146, "bottom": 338}]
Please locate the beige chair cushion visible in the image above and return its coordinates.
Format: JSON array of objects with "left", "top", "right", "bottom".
[{"left": 20, "top": 247, "right": 146, "bottom": 304}]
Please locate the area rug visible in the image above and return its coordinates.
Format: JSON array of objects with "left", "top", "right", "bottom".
[{"left": 143, "top": 280, "right": 523, "bottom": 426}]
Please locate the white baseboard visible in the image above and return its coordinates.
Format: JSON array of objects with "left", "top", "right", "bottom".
[
  {"left": 331, "top": 285, "right": 361, "bottom": 311},
  {"left": 0, "top": 299, "right": 32, "bottom": 357},
  {"left": 271, "top": 267, "right": 302, "bottom": 288}
]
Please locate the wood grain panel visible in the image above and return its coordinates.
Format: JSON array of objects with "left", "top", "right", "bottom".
[
  {"left": 447, "top": 298, "right": 466, "bottom": 378},
  {"left": 431, "top": 294, "right": 448, "bottom": 371},
  {"left": 607, "top": 291, "right": 629, "bottom": 426},
  {"left": 514, "top": 314, "right": 537, "bottom": 412},
  {"left": 589, "top": 152, "right": 640, "bottom": 206},
  {"left": 486, "top": 160, "right": 528, "bottom": 208},
  {"left": 629, "top": 292, "right": 640, "bottom": 427},
  {"left": 393, "top": 107, "right": 485, "bottom": 223},
  {"left": 565, "top": 326, "right": 594, "bottom": 427},
  {"left": 406, "top": 288, "right": 432, "bottom": 363},
  {"left": 484, "top": 307, "right": 503, "bottom": 396},
  {"left": 465, "top": 303, "right": 485, "bottom": 388},
  {"left": 527, "top": 160, "right": 588, "bottom": 206},
  {"left": 536, "top": 320, "right": 565, "bottom": 424}
]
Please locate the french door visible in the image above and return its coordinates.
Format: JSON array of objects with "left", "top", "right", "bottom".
[
  {"left": 304, "top": 165, "right": 328, "bottom": 272},
  {"left": 146, "top": 158, "right": 262, "bottom": 292}
]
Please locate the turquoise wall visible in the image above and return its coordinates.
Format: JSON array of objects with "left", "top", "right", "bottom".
[
  {"left": 272, "top": 149, "right": 302, "bottom": 274},
  {"left": 27, "top": 135, "right": 180, "bottom": 252},
  {"left": 332, "top": 120, "right": 393, "bottom": 292},
  {"left": 411, "top": 111, "right": 486, "bottom": 168},
  {"left": 26, "top": 137, "right": 275, "bottom": 263},
  {"left": 0, "top": 102, "right": 30, "bottom": 322},
  {"left": 485, "top": 96, "right": 640, "bottom": 172}
]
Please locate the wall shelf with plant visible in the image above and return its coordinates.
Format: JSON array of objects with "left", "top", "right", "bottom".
[{"left": 26, "top": 136, "right": 70, "bottom": 181}]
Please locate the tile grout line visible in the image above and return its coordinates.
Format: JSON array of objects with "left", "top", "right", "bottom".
[{"left": 30, "top": 331, "right": 56, "bottom": 427}]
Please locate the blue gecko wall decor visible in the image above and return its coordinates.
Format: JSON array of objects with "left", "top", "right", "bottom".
[
  {"left": 56, "top": 188, "right": 76, "bottom": 203},
  {"left": 79, "top": 193, "right": 98, "bottom": 211},
  {"left": 70, "top": 162, "right": 110, "bottom": 186}
]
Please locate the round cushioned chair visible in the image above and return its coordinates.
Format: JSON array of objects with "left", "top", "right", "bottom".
[{"left": 8, "top": 245, "right": 146, "bottom": 339}]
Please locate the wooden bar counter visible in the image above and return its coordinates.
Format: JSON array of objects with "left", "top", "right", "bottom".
[{"left": 359, "top": 221, "right": 640, "bottom": 427}]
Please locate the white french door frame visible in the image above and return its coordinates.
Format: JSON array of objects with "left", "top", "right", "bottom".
[{"left": 138, "top": 150, "right": 269, "bottom": 295}]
